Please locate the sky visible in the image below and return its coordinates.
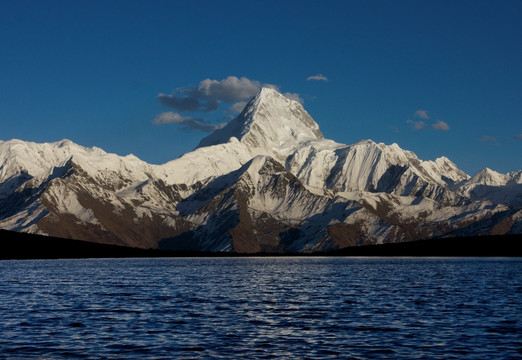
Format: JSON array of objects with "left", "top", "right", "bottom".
[{"left": 1, "top": 0, "right": 521, "bottom": 175}]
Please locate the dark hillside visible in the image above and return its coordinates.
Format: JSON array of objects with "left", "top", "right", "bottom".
[{"left": 1, "top": 229, "right": 520, "bottom": 259}]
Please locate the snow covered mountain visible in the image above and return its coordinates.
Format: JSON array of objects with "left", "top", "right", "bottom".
[
  {"left": 1, "top": 88, "right": 521, "bottom": 252},
  {"left": 453, "top": 168, "right": 522, "bottom": 208}
]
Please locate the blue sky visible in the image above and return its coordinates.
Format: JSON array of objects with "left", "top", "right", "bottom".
[{"left": 1, "top": 0, "right": 521, "bottom": 175}]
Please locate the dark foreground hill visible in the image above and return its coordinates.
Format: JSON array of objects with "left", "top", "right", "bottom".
[{"left": 1, "top": 229, "right": 520, "bottom": 260}]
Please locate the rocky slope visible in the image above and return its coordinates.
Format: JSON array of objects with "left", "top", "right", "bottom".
[{"left": 1, "top": 88, "right": 521, "bottom": 252}]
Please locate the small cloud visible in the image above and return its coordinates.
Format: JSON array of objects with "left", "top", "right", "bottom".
[
  {"left": 479, "top": 135, "right": 497, "bottom": 142},
  {"left": 431, "top": 120, "right": 450, "bottom": 131},
  {"left": 514, "top": 134, "right": 522, "bottom": 142},
  {"left": 406, "top": 119, "right": 426, "bottom": 130},
  {"left": 307, "top": 74, "right": 328, "bottom": 82},
  {"left": 283, "top": 92, "right": 304, "bottom": 104},
  {"left": 390, "top": 126, "right": 400, "bottom": 134},
  {"left": 198, "top": 76, "right": 264, "bottom": 102},
  {"left": 153, "top": 112, "right": 225, "bottom": 132},
  {"left": 155, "top": 76, "right": 303, "bottom": 132},
  {"left": 227, "top": 101, "right": 248, "bottom": 114},
  {"left": 158, "top": 76, "right": 303, "bottom": 112},
  {"left": 479, "top": 135, "right": 501, "bottom": 146},
  {"left": 158, "top": 92, "right": 218, "bottom": 112},
  {"left": 414, "top": 110, "right": 429, "bottom": 120}
]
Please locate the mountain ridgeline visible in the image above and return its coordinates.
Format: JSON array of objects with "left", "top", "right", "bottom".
[{"left": 1, "top": 88, "right": 521, "bottom": 253}]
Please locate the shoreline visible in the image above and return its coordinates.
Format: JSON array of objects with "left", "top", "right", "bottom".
[{"left": 1, "top": 229, "right": 521, "bottom": 260}]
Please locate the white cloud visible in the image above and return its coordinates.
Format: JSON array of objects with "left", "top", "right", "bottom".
[
  {"left": 158, "top": 76, "right": 295, "bottom": 112},
  {"left": 307, "top": 74, "right": 328, "bottom": 81},
  {"left": 479, "top": 135, "right": 501, "bottom": 146},
  {"left": 155, "top": 76, "right": 303, "bottom": 132},
  {"left": 479, "top": 135, "right": 497, "bottom": 142},
  {"left": 431, "top": 120, "right": 450, "bottom": 131},
  {"left": 406, "top": 119, "right": 426, "bottom": 130},
  {"left": 153, "top": 112, "right": 225, "bottom": 132},
  {"left": 414, "top": 110, "right": 429, "bottom": 120},
  {"left": 153, "top": 112, "right": 188, "bottom": 124},
  {"left": 198, "top": 76, "right": 264, "bottom": 102},
  {"left": 228, "top": 101, "right": 248, "bottom": 114},
  {"left": 407, "top": 110, "right": 449, "bottom": 132},
  {"left": 390, "top": 125, "right": 400, "bottom": 134},
  {"left": 283, "top": 92, "right": 304, "bottom": 104}
]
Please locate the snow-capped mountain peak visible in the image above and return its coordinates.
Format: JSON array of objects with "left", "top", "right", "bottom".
[
  {"left": 469, "top": 167, "right": 506, "bottom": 186},
  {"left": 198, "top": 87, "right": 323, "bottom": 156}
]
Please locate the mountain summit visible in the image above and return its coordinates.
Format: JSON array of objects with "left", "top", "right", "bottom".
[
  {"left": 198, "top": 87, "right": 323, "bottom": 159},
  {"left": 1, "top": 87, "right": 521, "bottom": 252}
]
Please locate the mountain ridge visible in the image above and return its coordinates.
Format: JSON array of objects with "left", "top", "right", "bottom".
[{"left": 1, "top": 87, "right": 521, "bottom": 252}]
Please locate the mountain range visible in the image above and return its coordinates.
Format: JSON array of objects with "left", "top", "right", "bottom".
[{"left": 1, "top": 88, "right": 521, "bottom": 252}]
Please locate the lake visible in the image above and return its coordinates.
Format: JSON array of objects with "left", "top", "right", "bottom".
[{"left": 0, "top": 257, "right": 520, "bottom": 359}]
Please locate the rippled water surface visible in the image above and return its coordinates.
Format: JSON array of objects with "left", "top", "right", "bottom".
[{"left": 1, "top": 257, "right": 521, "bottom": 359}]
